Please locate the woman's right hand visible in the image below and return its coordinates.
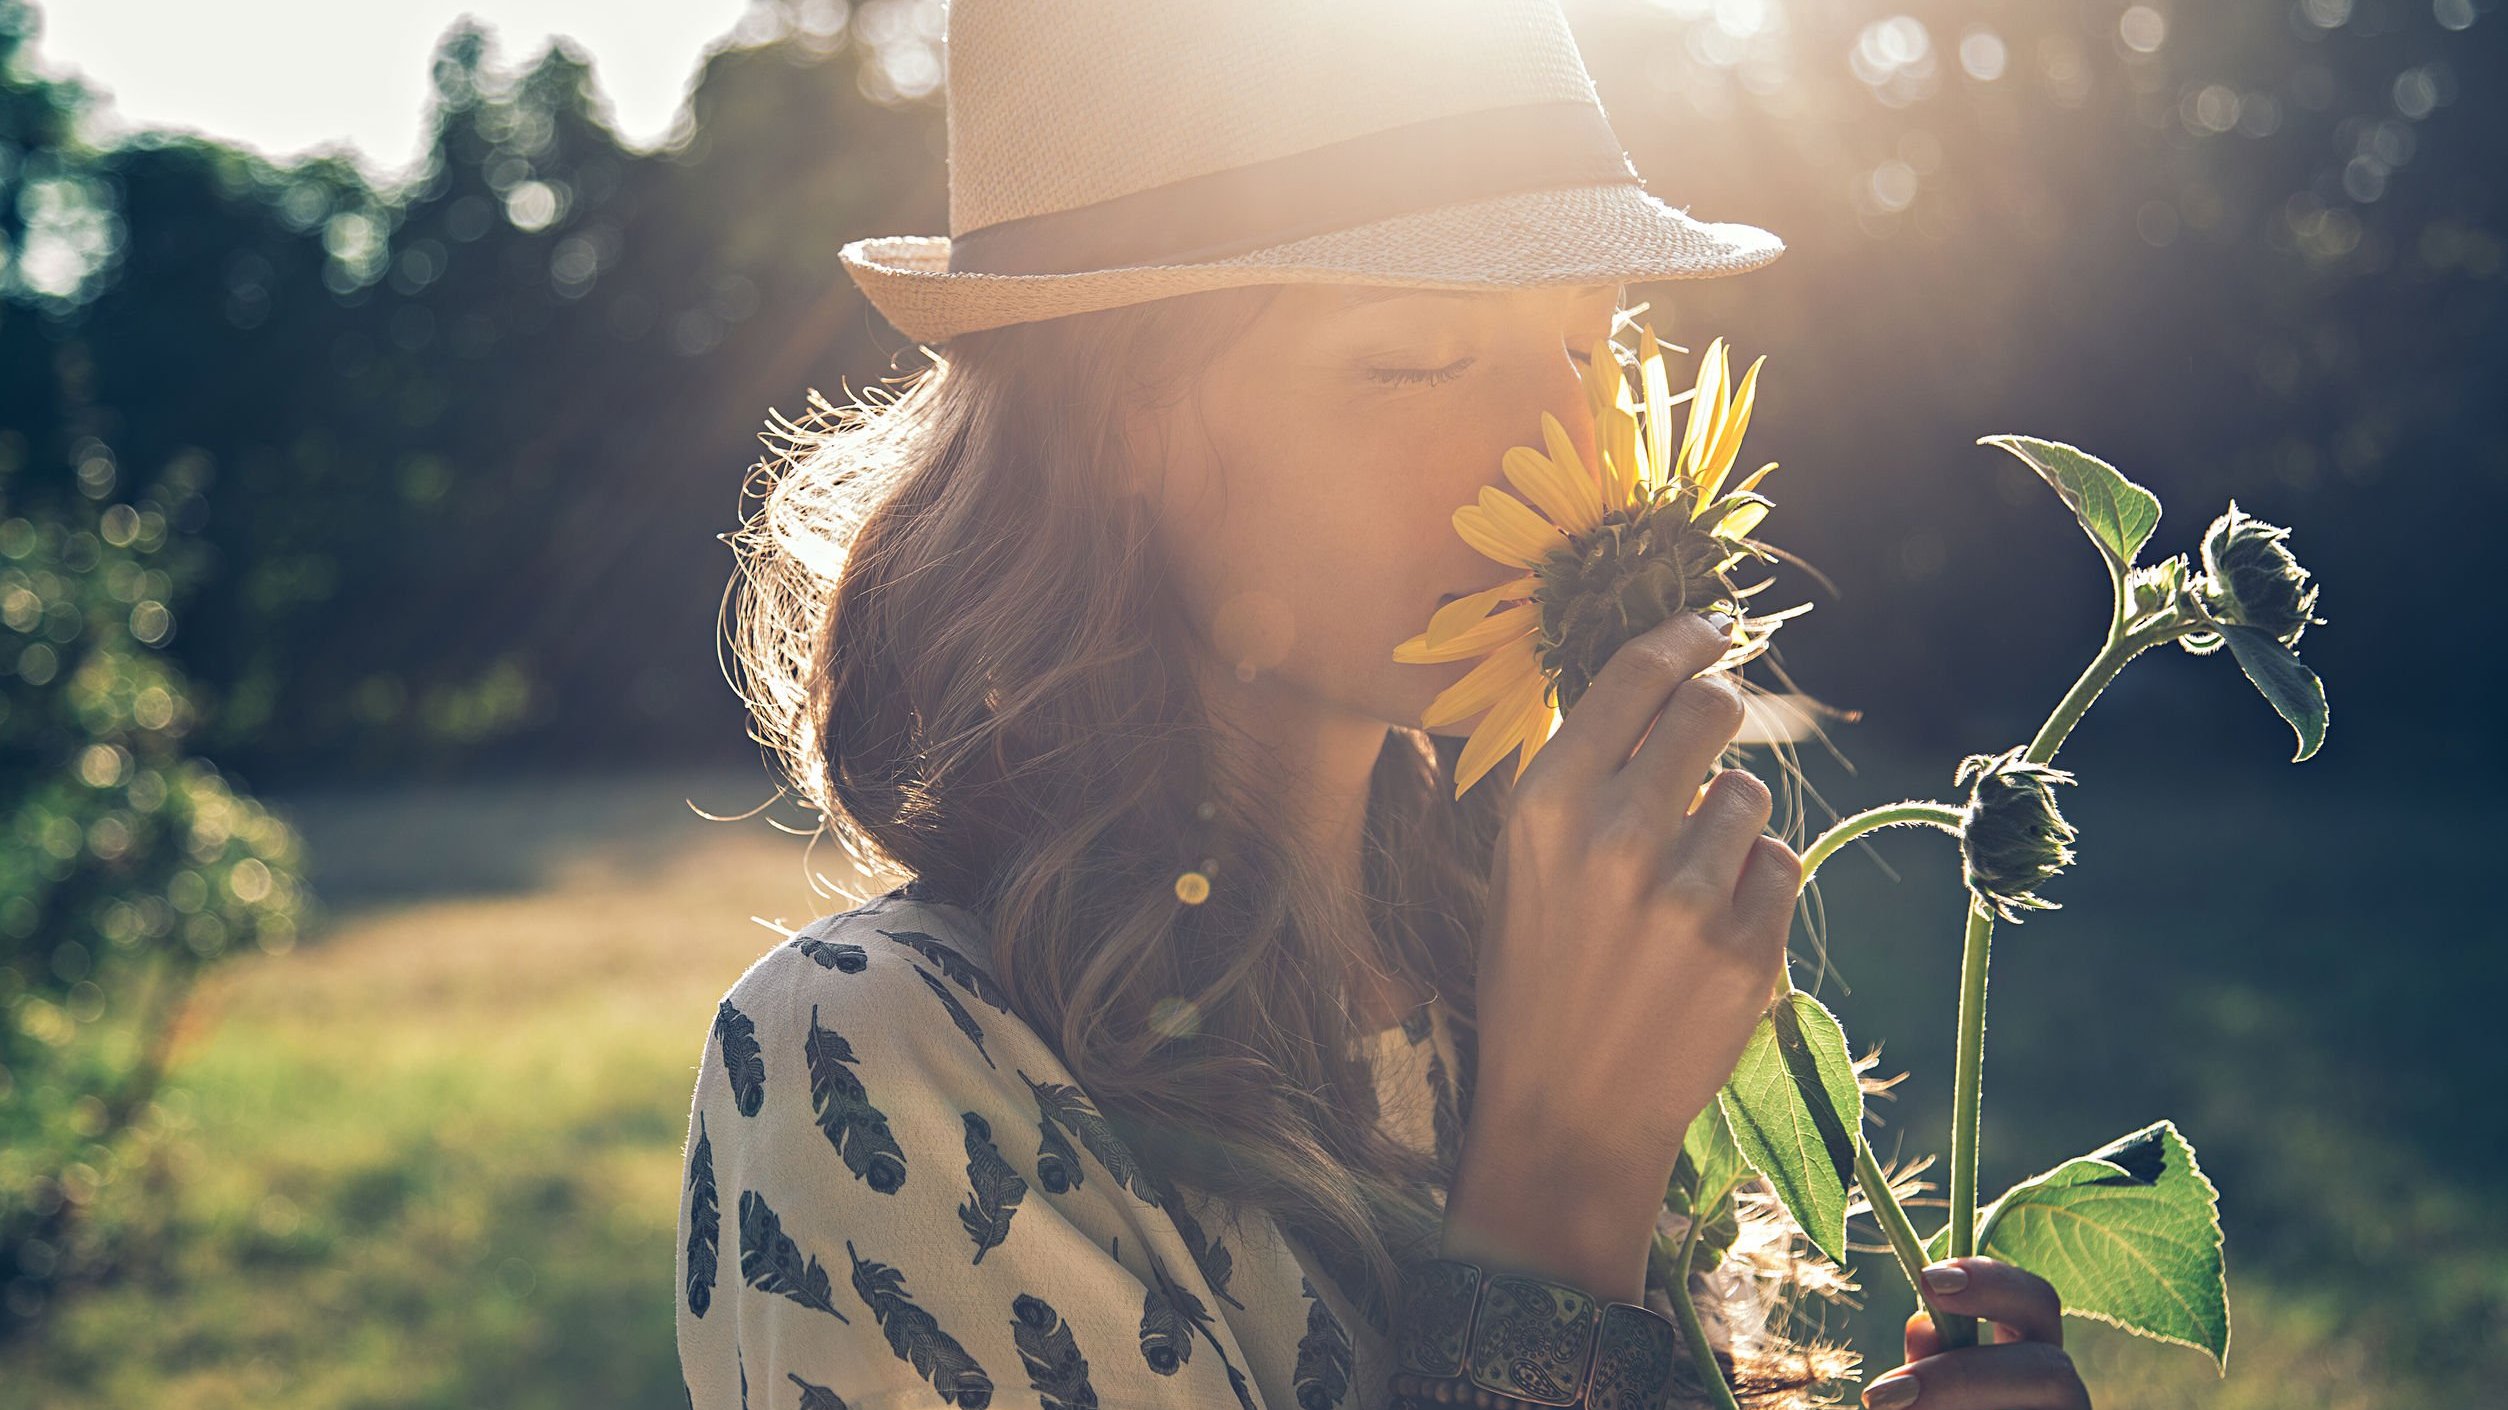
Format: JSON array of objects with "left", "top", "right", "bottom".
[{"left": 1441, "top": 607, "right": 1801, "bottom": 1302}]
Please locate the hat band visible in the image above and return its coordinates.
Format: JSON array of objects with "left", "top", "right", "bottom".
[{"left": 946, "top": 100, "right": 1643, "bottom": 277}]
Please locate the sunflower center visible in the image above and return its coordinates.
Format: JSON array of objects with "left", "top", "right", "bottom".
[{"left": 1531, "top": 487, "right": 1737, "bottom": 714}]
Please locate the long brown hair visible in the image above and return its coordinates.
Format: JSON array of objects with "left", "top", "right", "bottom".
[{"left": 724, "top": 285, "right": 1871, "bottom": 1405}]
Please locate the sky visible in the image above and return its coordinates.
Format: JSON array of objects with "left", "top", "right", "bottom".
[{"left": 24, "top": 0, "right": 760, "bottom": 183}]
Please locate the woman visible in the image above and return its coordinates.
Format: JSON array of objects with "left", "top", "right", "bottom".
[{"left": 678, "top": 3, "right": 2092, "bottom": 1409}]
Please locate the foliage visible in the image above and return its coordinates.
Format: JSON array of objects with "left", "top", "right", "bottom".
[{"left": 0, "top": 433, "right": 307, "bottom": 1337}]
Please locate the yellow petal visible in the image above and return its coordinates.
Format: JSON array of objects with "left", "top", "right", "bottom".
[
  {"left": 1500, "top": 445, "right": 1601, "bottom": 535},
  {"left": 1697, "top": 354, "right": 1764, "bottom": 506},
  {"left": 1397, "top": 602, "right": 1540, "bottom": 664},
  {"left": 1729, "top": 459, "right": 1779, "bottom": 499},
  {"left": 1640, "top": 326, "right": 1674, "bottom": 486},
  {"left": 1453, "top": 667, "right": 1550, "bottom": 798},
  {"left": 1578, "top": 336, "right": 1618, "bottom": 430},
  {"left": 1478, "top": 486, "right": 1569, "bottom": 561},
  {"left": 1605, "top": 401, "right": 1642, "bottom": 510},
  {"left": 1453, "top": 490, "right": 1561, "bottom": 568},
  {"left": 1678, "top": 338, "right": 1727, "bottom": 484},
  {"left": 1539, "top": 412, "right": 1595, "bottom": 500},
  {"left": 1510, "top": 684, "right": 1562, "bottom": 784},
  {"left": 1717, "top": 500, "right": 1770, "bottom": 538},
  {"left": 1423, "top": 581, "right": 1510, "bottom": 649},
  {"left": 1423, "top": 633, "right": 1541, "bottom": 729}
]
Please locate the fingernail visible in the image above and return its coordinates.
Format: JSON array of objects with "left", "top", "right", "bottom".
[
  {"left": 1702, "top": 610, "right": 1735, "bottom": 634},
  {"left": 1862, "top": 1372, "right": 1920, "bottom": 1409},
  {"left": 1920, "top": 1261, "right": 1968, "bottom": 1294}
]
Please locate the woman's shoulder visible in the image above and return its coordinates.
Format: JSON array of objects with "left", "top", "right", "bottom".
[{"left": 707, "top": 882, "right": 1027, "bottom": 1108}]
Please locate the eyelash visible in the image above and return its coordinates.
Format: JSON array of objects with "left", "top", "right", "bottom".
[{"left": 1368, "top": 346, "right": 1596, "bottom": 388}]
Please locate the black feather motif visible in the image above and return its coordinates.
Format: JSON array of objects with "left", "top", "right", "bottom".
[
  {"left": 1151, "top": 1173, "right": 1243, "bottom": 1310},
  {"left": 1226, "top": 1363, "right": 1257, "bottom": 1410},
  {"left": 914, "top": 963, "right": 996, "bottom": 1069},
  {"left": 737, "top": 1188, "right": 850, "bottom": 1322},
  {"left": 846, "top": 1239, "right": 996, "bottom": 1408},
  {"left": 805, "top": 1003, "right": 909, "bottom": 1194},
  {"left": 739, "top": 1345, "right": 748, "bottom": 1410},
  {"left": 715, "top": 999, "right": 767, "bottom": 1117},
  {"left": 1136, "top": 1279, "right": 1192, "bottom": 1375},
  {"left": 957, "top": 1111, "right": 1028, "bottom": 1264},
  {"left": 1019, "top": 1070, "right": 1161, "bottom": 1208},
  {"left": 1299, "top": 1234, "right": 1390, "bottom": 1339},
  {"left": 684, "top": 1112, "right": 720, "bottom": 1317},
  {"left": 876, "top": 927, "right": 1014, "bottom": 1012},
  {"left": 794, "top": 937, "right": 869, "bottom": 973},
  {"left": 1010, "top": 1292, "right": 1099, "bottom": 1410},
  {"left": 785, "top": 1372, "right": 849, "bottom": 1410},
  {"left": 1136, "top": 1250, "right": 1212, "bottom": 1375},
  {"left": 1293, "top": 1274, "right": 1356, "bottom": 1410},
  {"left": 1031, "top": 1104, "right": 1083, "bottom": 1195}
]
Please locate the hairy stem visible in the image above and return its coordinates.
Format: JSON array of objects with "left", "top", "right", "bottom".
[
  {"left": 1665, "top": 1207, "right": 1745, "bottom": 1410},
  {"left": 1799, "top": 801, "right": 1967, "bottom": 887},
  {"left": 1853, "top": 1127, "right": 1945, "bottom": 1326}
]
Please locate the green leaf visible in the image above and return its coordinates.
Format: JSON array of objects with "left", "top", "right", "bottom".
[
  {"left": 1671, "top": 1095, "right": 1752, "bottom": 1216},
  {"left": 1717, "top": 990, "right": 1862, "bottom": 1266},
  {"left": 1981, "top": 435, "right": 2162, "bottom": 577},
  {"left": 2218, "top": 625, "right": 2327, "bottom": 762},
  {"left": 1922, "top": 1121, "right": 2229, "bottom": 1371}
]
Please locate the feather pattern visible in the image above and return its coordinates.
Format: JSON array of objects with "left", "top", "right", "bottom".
[
  {"left": 1019, "top": 1069, "right": 1161, "bottom": 1209},
  {"left": 1010, "top": 1292, "right": 1100, "bottom": 1410},
  {"left": 957, "top": 1111, "right": 1028, "bottom": 1264},
  {"left": 846, "top": 1239, "right": 996, "bottom": 1408},
  {"left": 1031, "top": 1107, "right": 1083, "bottom": 1195},
  {"left": 1299, "top": 1234, "right": 1391, "bottom": 1339},
  {"left": 1136, "top": 1273, "right": 1194, "bottom": 1375},
  {"left": 876, "top": 927, "right": 1014, "bottom": 1013},
  {"left": 1293, "top": 1275, "right": 1356, "bottom": 1410},
  {"left": 805, "top": 1003, "right": 909, "bottom": 1194},
  {"left": 785, "top": 1372, "right": 849, "bottom": 1410},
  {"left": 793, "top": 937, "right": 869, "bottom": 973},
  {"left": 737, "top": 1189, "right": 849, "bottom": 1322},
  {"left": 1151, "top": 1172, "right": 1243, "bottom": 1310},
  {"left": 684, "top": 1111, "right": 719, "bottom": 1317},
  {"left": 714, "top": 999, "right": 767, "bottom": 1117},
  {"left": 914, "top": 963, "right": 996, "bottom": 1069}
]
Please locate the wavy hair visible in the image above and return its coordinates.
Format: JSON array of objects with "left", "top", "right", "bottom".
[{"left": 722, "top": 285, "right": 1888, "bottom": 1406}]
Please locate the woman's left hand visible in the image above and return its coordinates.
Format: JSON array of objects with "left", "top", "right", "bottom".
[{"left": 1858, "top": 1257, "right": 2093, "bottom": 1409}]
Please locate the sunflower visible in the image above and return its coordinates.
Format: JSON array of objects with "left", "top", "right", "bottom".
[{"left": 1395, "top": 327, "right": 1808, "bottom": 798}]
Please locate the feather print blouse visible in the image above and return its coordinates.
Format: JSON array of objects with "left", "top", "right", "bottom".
[{"left": 674, "top": 883, "right": 1745, "bottom": 1410}]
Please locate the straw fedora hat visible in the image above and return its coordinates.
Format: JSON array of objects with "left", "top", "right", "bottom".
[{"left": 838, "top": 0, "right": 1785, "bottom": 346}]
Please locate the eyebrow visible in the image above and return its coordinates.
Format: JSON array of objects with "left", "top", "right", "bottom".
[{"left": 1331, "top": 281, "right": 1625, "bottom": 310}]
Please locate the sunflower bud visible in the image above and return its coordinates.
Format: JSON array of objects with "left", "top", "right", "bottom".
[
  {"left": 2195, "top": 500, "right": 2321, "bottom": 648},
  {"left": 1953, "top": 745, "right": 2079, "bottom": 925}
]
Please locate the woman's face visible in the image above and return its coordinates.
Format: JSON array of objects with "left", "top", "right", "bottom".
[{"left": 1129, "top": 279, "right": 1624, "bottom": 742}]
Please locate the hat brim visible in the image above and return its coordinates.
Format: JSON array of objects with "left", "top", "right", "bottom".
[{"left": 839, "top": 181, "right": 1783, "bottom": 346}]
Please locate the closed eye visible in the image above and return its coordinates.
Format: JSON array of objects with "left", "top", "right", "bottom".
[{"left": 1367, "top": 346, "right": 1593, "bottom": 388}]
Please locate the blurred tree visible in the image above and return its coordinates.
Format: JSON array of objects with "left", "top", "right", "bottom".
[{"left": 0, "top": 0, "right": 306, "bottom": 1343}]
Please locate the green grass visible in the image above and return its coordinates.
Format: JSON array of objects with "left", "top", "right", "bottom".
[{"left": 3, "top": 754, "right": 2492, "bottom": 1407}]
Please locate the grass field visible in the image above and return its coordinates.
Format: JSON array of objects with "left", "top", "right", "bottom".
[{"left": 2, "top": 752, "right": 2494, "bottom": 1408}]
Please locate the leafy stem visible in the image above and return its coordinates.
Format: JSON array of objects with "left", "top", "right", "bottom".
[{"left": 1935, "top": 610, "right": 2204, "bottom": 1350}]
